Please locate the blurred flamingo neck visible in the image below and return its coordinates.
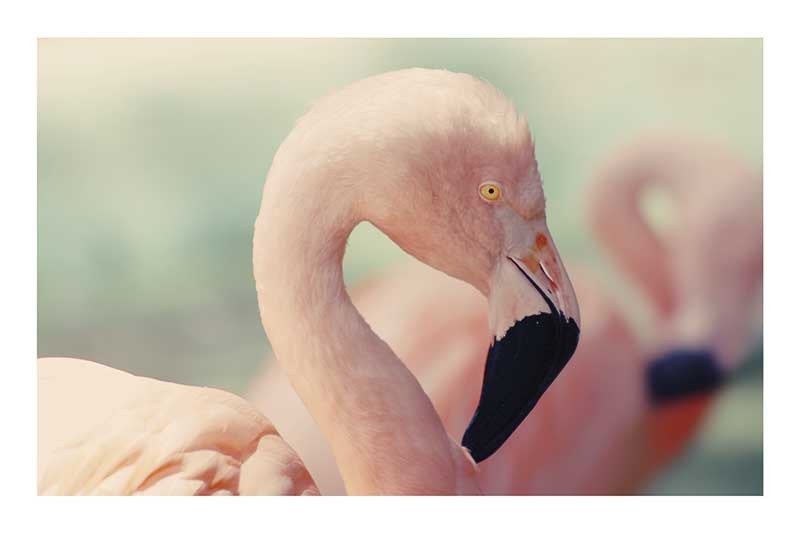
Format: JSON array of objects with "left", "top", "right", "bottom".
[
  {"left": 590, "top": 155, "right": 676, "bottom": 317},
  {"left": 253, "top": 167, "right": 477, "bottom": 495}
]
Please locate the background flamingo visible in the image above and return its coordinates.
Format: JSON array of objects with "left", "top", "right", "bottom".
[
  {"left": 249, "top": 136, "right": 762, "bottom": 494},
  {"left": 39, "top": 69, "right": 581, "bottom": 495}
]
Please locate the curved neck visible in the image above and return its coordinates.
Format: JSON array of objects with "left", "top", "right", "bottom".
[
  {"left": 589, "top": 155, "right": 676, "bottom": 318},
  {"left": 253, "top": 168, "right": 479, "bottom": 495}
]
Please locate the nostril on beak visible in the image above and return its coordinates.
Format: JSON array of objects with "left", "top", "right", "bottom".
[{"left": 646, "top": 348, "right": 725, "bottom": 405}]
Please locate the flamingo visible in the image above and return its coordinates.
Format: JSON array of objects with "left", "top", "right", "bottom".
[
  {"left": 38, "top": 68, "right": 581, "bottom": 495},
  {"left": 248, "top": 136, "right": 762, "bottom": 494},
  {"left": 590, "top": 136, "right": 762, "bottom": 484}
]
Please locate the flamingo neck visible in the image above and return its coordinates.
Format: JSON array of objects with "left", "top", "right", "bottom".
[{"left": 253, "top": 169, "right": 479, "bottom": 495}]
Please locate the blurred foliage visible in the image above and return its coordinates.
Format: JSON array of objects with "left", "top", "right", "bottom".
[{"left": 38, "top": 39, "right": 762, "bottom": 494}]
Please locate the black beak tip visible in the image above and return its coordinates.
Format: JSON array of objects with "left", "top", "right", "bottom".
[
  {"left": 461, "top": 432, "right": 496, "bottom": 464},
  {"left": 461, "top": 311, "right": 580, "bottom": 463}
]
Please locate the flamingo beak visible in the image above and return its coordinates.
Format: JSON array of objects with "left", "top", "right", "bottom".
[
  {"left": 461, "top": 226, "right": 580, "bottom": 463},
  {"left": 646, "top": 347, "right": 724, "bottom": 405}
]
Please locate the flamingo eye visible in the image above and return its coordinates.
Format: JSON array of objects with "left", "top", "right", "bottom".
[{"left": 479, "top": 182, "right": 502, "bottom": 202}]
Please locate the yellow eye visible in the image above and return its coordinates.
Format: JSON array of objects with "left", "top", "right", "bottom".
[{"left": 479, "top": 182, "right": 502, "bottom": 202}]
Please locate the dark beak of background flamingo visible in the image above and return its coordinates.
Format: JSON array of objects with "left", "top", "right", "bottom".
[
  {"left": 646, "top": 347, "right": 724, "bottom": 405},
  {"left": 462, "top": 248, "right": 580, "bottom": 463}
]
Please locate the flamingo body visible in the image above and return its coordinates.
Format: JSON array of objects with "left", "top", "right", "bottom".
[{"left": 38, "top": 357, "right": 318, "bottom": 495}]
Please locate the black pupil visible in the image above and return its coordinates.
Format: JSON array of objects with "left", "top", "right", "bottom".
[{"left": 488, "top": 188, "right": 494, "bottom": 194}]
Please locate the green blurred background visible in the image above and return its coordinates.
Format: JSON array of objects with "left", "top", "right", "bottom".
[{"left": 37, "top": 38, "right": 762, "bottom": 494}]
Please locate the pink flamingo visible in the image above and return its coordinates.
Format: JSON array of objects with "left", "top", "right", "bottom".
[
  {"left": 38, "top": 68, "right": 581, "bottom": 495},
  {"left": 589, "top": 136, "right": 762, "bottom": 486},
  {"left": 249, "top": 136, "right": 762, "bottom": 494}
]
